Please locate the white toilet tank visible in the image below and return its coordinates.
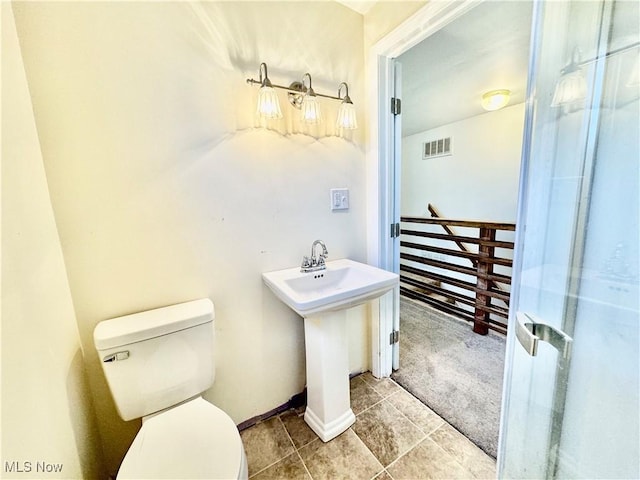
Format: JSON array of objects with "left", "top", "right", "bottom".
[{"left": 94, "top": 298, "right": 215, "bottom": 421}]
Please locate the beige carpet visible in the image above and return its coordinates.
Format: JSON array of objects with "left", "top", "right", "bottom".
[{"left": 391, "top": 297, "right": 506, "bottom": 458}]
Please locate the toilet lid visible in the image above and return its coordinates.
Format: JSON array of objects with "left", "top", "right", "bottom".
[{"left": 118, "top": 397, "right": 244, "bottom": 479}]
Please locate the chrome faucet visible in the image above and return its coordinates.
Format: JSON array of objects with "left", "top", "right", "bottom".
[{"left": 301, "top": 240, "right": 329, "bottom": 272}]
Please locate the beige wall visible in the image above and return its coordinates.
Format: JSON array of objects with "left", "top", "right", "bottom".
[
  {"left": 402, "top": 103, "right": 525, "bottom": 222},
  {"left": 4, "top": 1, "right": 432, "bottom": 477},
  {"left": 1, "top": 4, "right": 105, "bottom": 479},
  {"left": 364, "top": 1, "right": 427, "bottom": 49},
  {"left": 12, "top": 1, "right": 367, "bottom": 476}
]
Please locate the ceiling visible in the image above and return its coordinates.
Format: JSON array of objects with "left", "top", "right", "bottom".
[
  {"left": 335, "top": 0, "right": 378, "bottom": 15},
  {"left": 398, "top": 1, "right": 533, "bottom": 136}
]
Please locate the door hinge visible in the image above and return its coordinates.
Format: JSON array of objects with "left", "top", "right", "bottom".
[
  {"left": 389, "top": 330, "right": 399, "bottom": 345},
  {"left": 390, "top": 222, "right": 400, "bottom": 238},
  {"left": 391, "top": 97, "right": 402, "bottom": 115}
]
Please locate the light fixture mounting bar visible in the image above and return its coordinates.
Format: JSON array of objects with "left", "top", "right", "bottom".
[
  {"left": 246, "top": 77, "right": 342, "bottom": 102},
  {"left": 577, "top": 41, "right": 640, "bottom": 67}
]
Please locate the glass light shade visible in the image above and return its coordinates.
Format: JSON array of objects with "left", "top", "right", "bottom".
[
  {"left": 301, "top": 95, "right": 321, "bottom": 124},
  {"left": 257, "top": 86, "right": 282, "bottom": 119},
  {"left": 551, "top": 70, "right": 587, "bottom": 107},
  {"left": 336, "top": 101, "right": 358, "bottom": 130},
  {"left": 481, "top": 89, "right": 511, "bottom": 111}
]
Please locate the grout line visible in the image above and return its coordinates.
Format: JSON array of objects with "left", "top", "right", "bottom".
[
  {"left": 278, "top": 413, "right": 317, "bottom": 479},
  {"left": 278, "top": 415, "right": 317, "bottom": 480},
  {"left": 428, "top": 423, "right": 497, "bottom": 471},
  {"left": 354, "top": 394, "right": 386, "bottom": 417},
  {"left": 387, "top": 389, "right": 446, "bottom": 437},
  {"left": 383, "top": 397, "right": 429, "bottom": 470},
  {"left": 348, "top": 427, "right": 385, "bottom": 473},
  {"left": 384, "top": 395, "right": 429, "bottom": 443},
  {"left": 383, "top": 432, "right": 440, "bottom": 476},
  {"left": 247, "top": 416, "right": 297, "bottom": 478},
  {"left": 248, "top": 457, "right": 283, "bottom": 479},
  {"left": 353, "top": 373, "right": 391, "bottom": 416},
  {"left": 367, "top": 467, "right": 386, "bottom": 480},
  {"left": 278, "top": 415, "right": 298, "bottom": 450},
  {"left": 422, "top": 420, "right": 446, "bottom": 437},
  {"left": 295, "top": 450, "right": 314, "bottom": 480},
  {"left": 359, "top": 372, "right": 401, "bottom": 399},
  {"left": 383, "top": 444, "right": 411, "bottom": 473},
  {"left": 352, "top": 397, "right": 428, "bottom": 475},
  {"left": 425, "top": 434, "right": 477, "bottom": 477}
]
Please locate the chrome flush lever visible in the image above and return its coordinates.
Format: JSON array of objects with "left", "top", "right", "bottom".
[
  {"left": 103, "top": 351, "right": 130, "bottom": 363},
  {"left": 516, "top": 312, "right": 573, "bottom": 360}
]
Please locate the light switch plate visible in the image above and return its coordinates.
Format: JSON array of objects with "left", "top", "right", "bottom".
[{"left": 330, "top": 188, "right": 349, "bottom": 211}]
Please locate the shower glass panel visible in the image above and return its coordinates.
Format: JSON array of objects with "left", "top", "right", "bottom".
[{"left": 498, "top": 0, "right": 639, "bottom": 478}]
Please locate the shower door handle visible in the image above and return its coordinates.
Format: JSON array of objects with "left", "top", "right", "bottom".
[{"left": 516, "top": 312, "right": 573, "bottom": 360}]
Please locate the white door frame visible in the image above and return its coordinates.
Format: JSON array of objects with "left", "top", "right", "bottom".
[{"left": 366, "top": 0, "right": 483, "bottom": 378}]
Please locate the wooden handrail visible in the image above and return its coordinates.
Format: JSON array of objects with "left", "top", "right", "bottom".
[{"left": 427, "top": 204, "right": 478, "bottom": 263}]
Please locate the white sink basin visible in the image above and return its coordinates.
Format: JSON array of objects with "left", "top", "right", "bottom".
[{"left": 262, "top": 258, "right": 399, "bottom": 317}]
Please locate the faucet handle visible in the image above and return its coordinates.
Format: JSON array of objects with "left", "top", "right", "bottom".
[{"left": 301, "top": 256, "right": 312, "bottom": 268}]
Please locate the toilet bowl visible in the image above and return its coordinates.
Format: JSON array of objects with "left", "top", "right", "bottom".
[
  {"left": 118, "top": 397, "right": 247, "bottom": 479},
  {"left": 94, "top": 299, "right": 248, "bottom": 479}
]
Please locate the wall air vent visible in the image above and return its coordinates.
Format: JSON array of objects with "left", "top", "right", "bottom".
[{"left": 422, "top": 137, "right": 452, "bottom": 159}]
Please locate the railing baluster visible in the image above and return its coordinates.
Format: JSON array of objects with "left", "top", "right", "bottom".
[{"left": 473, "top": 227, "right": 495, "bottom": 335}]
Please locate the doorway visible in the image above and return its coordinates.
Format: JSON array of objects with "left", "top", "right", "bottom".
[
  {"left": 368, "top": 0, "right": 640, "bottom": 477},
  {"left": 367, "top": 0, "right": 532, "bottom": 458}
]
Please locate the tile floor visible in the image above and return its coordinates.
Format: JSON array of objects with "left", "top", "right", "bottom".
[{"left": 240, "top": 372, "right": 496, "bottom": 480}]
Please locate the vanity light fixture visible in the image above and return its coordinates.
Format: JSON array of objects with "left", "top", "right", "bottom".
[
  {"left": 246, "top": 62, "right": 357, "bottom": 129},
  {"left": 336, "top": 82, "right": 358, "bottom": 130},
  {"left": 481, "top": 89, "right": 511, "bottom": 111},
  {"left": 551, "top": 48, "right": 587, "bottom": 107},
  {"left": 552, "top": 42, "right": 640, "bottom": 108},
  {"left": 255, "top": 63, "right": 282, "bottom": 119},
  {"left": 301, "top": 73, "right": 322, "bottom": 124}
]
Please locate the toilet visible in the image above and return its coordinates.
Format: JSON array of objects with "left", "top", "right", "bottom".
[{"left": 94, "top": 298, "right": 248, "bottom": 479}]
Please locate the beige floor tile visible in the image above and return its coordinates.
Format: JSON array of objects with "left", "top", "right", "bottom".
[
  {"left": 352, "top": 400, "right": 425, "bottom": 467},
  {"left": 298, "top": 428, "right": 384, "bottom": 480},
  {"left": 429, "top": 424, "right": 496, "bottom": 479},
  {"left": 360, "top": 372, "right": 402, "bottom": 398},
  {"left": 280, "top": 409, "right": 319, "bottom": 449},
  {"left": 251, "top": 452, "right": 311, "bottom": 480},
  {"left": 350, "top": 375, "right": 383, "bottom": 415},
  {"left": 386, "top": 437, "right": 475, "bottom": 480},
  {"left": 386, "top": 390, "right": 445, "bottom": 435},
  {"left": 240, "top": 417, "right": 295, "bottom": 476},
  {"left": 242, "top": 375, "right": 497, "bottom": 480}
]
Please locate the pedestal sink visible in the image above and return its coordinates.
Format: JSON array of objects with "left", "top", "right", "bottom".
[{"left": 262, "top": 258, "right": 399, "bottom": 441}]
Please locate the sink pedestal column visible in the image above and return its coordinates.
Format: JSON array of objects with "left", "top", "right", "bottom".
[{"left": 303, "top": 310, "right": 355, "bottom": 442}]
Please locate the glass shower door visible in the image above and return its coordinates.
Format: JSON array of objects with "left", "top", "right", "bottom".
[{"left": 498, "top": 0, "right": 639, "bottom": 478}]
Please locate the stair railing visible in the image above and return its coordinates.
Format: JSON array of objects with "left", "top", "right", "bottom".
[
  {"left": 428, "top": 204, "right": 510, "bottom": 307},
  {"left": 400, "top": 207, "right": 516, "bottom": 335}
]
